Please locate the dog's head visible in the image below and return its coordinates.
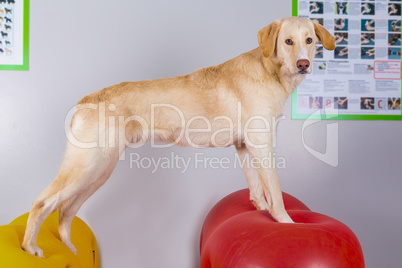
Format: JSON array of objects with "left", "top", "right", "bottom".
[{"left": 258, "top": 17, "right": 335, "bottom": 75}]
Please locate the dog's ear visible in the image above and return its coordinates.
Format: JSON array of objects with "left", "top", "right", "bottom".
[
  {"left": 258, "top": 20, "right": 282, "bottom": 58},
  {"left": 313, "top": 21, "right": 335, "bottom": 50}
]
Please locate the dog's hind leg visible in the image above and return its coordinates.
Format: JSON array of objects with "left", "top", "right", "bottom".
[
  {"left": 22, "top": 102, "right": 131, "bottom": 257},
  {"left": 58, "top": 179, "right": 106, "bottom": 254},
  {"left": 57, "top": 194, "right": 92, "bottom": 255},
  {"left": 22, "top": 100, "right": 147, "bottom": 257},
  {"left": 21, "top": 168, "right": 76, "bottom": 257},
  {"left": 57, "top": 153, "right": 120, "bottom": 255},
  {"left": 22, "top": 143, "right": 122, "bottom": 257},
  {"left": 236, "top": 144, "right": 270, "bottom": 211}
]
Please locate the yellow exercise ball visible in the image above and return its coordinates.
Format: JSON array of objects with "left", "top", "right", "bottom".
[{"left": 0, "top": 212, "right": 100, "bottom": 268}]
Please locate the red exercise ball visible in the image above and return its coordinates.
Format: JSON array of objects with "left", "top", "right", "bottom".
[{"left": 200, "top": 189, "right": 365, "bottom": 268}]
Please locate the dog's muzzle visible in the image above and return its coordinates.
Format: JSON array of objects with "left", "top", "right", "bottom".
[{"left": 296, "top": 59, "right": 310, "bottom": 74}]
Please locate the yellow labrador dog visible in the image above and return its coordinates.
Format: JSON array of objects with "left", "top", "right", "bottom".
[{"left": 22, "top": 17, "right": 334, "bottom": 257}]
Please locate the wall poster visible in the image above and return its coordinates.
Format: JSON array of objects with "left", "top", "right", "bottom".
[
  {"left": 292, "top": 0, "right": 402, "bottom": 120},
  {"left": 0, "top": 0, "right": 29, "bottom": 71}
]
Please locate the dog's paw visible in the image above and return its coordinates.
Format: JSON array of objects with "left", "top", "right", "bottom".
[
  {"left": 251, "top": 199, "right": 271, "bottom": 212},
  {"left": 60, "top": 237, "right": 78, "bottom": 255},
  {"left": 274, "top": 214, "right": 295, "bottom": 224},
  {"left": 22, "top": 243, "right": 44, "bottom": 258},
  {"left": 66, "top": 242, "right": 78, "bottom": 255}
]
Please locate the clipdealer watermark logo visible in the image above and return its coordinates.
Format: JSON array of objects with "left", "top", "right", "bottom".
[
  {"left": 129, "top": 151, "right": 287, "bottom": 174},
  {"left": 63, "top": 101, "right": 338, "bottom": 173},
  {"left": 301, "top": 102, "right": 339, "bottom": 167}
]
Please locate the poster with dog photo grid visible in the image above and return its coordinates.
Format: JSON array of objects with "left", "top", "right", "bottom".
[
  {"left": 292, "top": 0, "right": 402, "bottom": 120},
  {"left": 0, "top": 0, "right": 29, "bottom": 70}
]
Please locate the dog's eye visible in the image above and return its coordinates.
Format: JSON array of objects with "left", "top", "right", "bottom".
[
  {"left": 306, "top": 38, "right": 313, "bottom": 44},
  {"left": 285, "top": 39, "right": 293, "bottom": 45}
]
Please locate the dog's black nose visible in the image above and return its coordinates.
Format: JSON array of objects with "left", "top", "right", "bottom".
[{"left": 297, "top": 59, "right": 310, "bottom": 71}]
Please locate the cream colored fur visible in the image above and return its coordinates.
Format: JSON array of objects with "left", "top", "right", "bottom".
[{"left": 22, "top": 17, "right": 335, "bottom": 257}]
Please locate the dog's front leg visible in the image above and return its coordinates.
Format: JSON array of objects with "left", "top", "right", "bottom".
[
  {"left": 244, "top": 133, "right": 294, "bottom": 223},
  {"left": 236, "top": 144, "right": 270, "bottom": 211}
]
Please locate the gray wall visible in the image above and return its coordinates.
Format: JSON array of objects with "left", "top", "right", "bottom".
[{"left": 1, "top": 0, "right": 401, "bottom": 267}]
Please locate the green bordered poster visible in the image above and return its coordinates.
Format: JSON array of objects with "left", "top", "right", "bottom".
[
  {"left": 0, "top": 0, "right": 29, "bottom": 71},
  {"left": 292, "top": 0, "right": 402, "bottom": 120}
]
